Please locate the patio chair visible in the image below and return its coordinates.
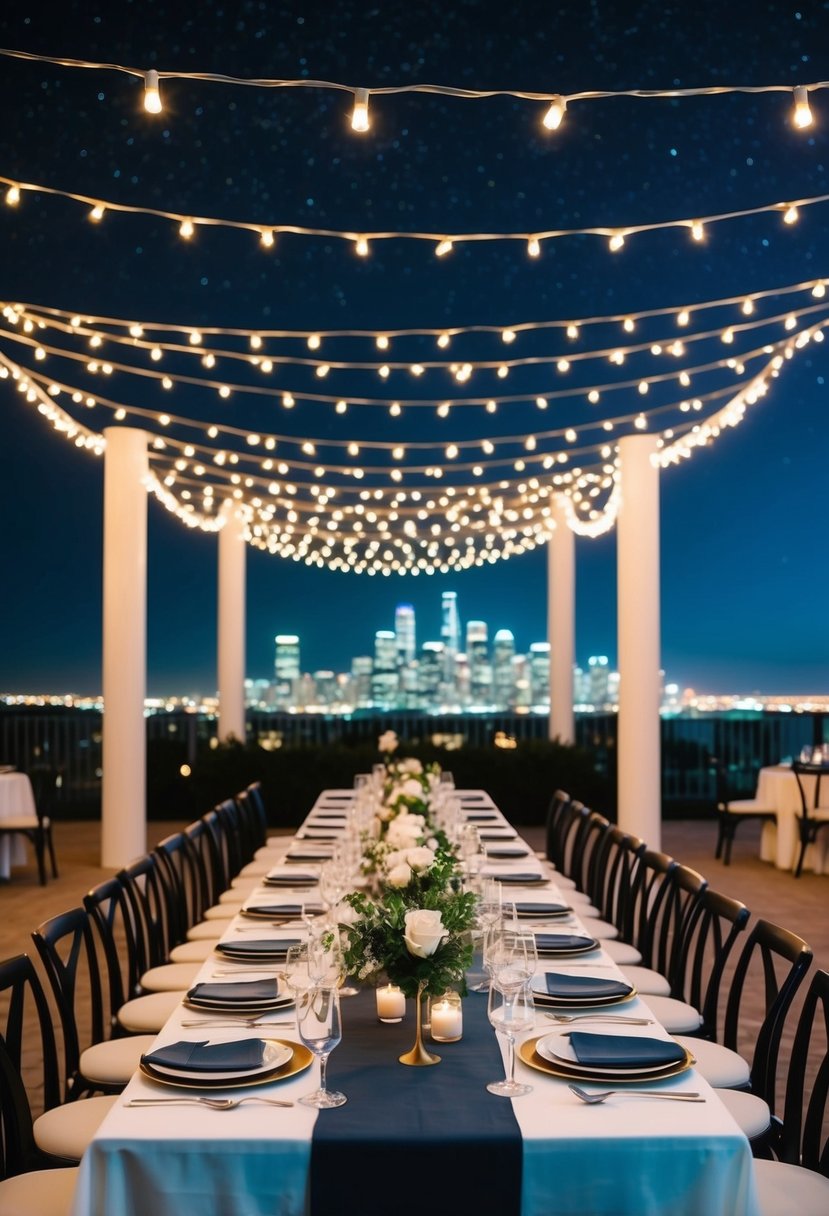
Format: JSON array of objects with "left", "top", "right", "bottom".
[
  {"left": 711, "top": 756, "right": 777, "bottom": 866},
  {"left": 0, "top": 767, "right": 59, "bottom": 886},
  {"left": 752, "top": 968, "right": 829, "bottom": 1212},
  {"left": 791, "top": 761, "right": 829, "bottom": 878},
  {"left": 0, "top": 951, "right": 116, "bottom": 1172}
]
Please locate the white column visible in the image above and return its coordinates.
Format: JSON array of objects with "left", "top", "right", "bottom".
[
  {"left": 547, "top": 496, "right": 575, "bottom": 743},
  {"left": 101, "top": 427, "right": 148, "bottom": 868},
  {"left": 217, "top": 502, "right": 247, "bottom": 743},
  {"left": 617, "top": 434, "right": 661, "bottom": 848}
]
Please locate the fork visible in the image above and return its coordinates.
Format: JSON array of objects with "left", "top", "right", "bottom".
[
  {"left": 126, "top": 1096, "right": 293, "bottom": 1109},
  {"left": 569, "top": 1084, "right": 704, "bottom": 1104},
  {"left": 180, "top": 1018, "right": 295, "bottom": 1028},
  {"left": 544, "top": 1014, "right": 654, "bottom": 1025}
]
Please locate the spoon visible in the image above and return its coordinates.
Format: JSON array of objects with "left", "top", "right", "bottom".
[
  {"left": 127, "top": 1096, "right": 293, "bottom": 1109},
  {"left": 569, "top": 1084, "right": 704, "bottom": 1104}
]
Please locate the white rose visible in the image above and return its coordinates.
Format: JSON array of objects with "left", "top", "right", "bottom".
[
  {"left": 387, "top": 862, "right": 413, "bottom": 888},
  {"left": 399, "top": 758, "right": 423, "bottom": 775},
  {"left": 404, "top": 909, "right": 448, "bottom": 958},
  {"left": 400, "top": 778, "right": 425, "bottom": 799},
  {"left": 378, "top": 731, "right": 398, "bottom": 753},
  {"left": 384, "top": 848, "right": 409, "bottom": 869},
  {"left": 406, "top": 846, "right": 436, "bottom": 872}
]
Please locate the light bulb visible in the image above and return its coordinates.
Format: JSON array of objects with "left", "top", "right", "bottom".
[
  {"left": 435, "top": 239, "right": 454, "bottom": 257},
  {"left": 260, "top": 229, "right": 275, "bottom": 248},
  {"left": 566, "top": 324, "right": 579, "bottom": 340},
  {"left": 89, "top": 204, "right": 105, "bottom": 222},
  {"left": 5, "top": 185, "right": 20, "bottom": 206},
  {"left": 527, "top": 237, "right": 541, "bottom": 258},
  {"left": 783, "top": 205, "right": 799, "bottom": 225},
  {"left": 608, "top": 232, "right": 625, "bottom": 252},
  {"left": 355, "top": 235, "right": 370, "bottom": 256},
  {"left": 376, "top": 335, "right": 389, "bottom": 350},
  {"left": 812, "top": 281, "right": 826, "bottom": 298},
  {"left": 793, "top": 86, "right": 813, "bottom": 129},
  {"left": 690, "top": 220, "right": 705, "bottom": 242},
  {"left": 542, "top": 95, "right": 566, "bottom": 131},
  {"left": 179, "top": 219, "right": 195, "bottom": 239},
  {"left": 351, "top": 88, "right": 370, "bottom": 132},
  {"left": 143, "top": 70, "right": 162, "bottom": 114},
  {"left": 741, "top": 298, "right": 755, "bottom": 315},
  {"left": 623, "top": 317, "right": 635, "bottom": 333},
  {"left": 501, "top": 329, "right": 516, "bottom": 343},
  {"left": 677, "top": 309, "right": 690, "bottom": 326}
]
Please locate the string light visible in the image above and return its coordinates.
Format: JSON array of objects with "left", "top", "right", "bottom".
[
  {"left": 542, "top": 95, "right": 567, "bottom": 130},
  {"left": 783, "top": 204, "right": 799, "bottom": 225},
  {"left": 792, "top": 85, "right": 813, "bottom": 128},
  {"left": 608, "top": 232, "right": 625, "bottom": 252},
  {"left": 435, "top": 239, "right": 454, "bottom": 257},
  {"left": 351, "top": 88, "right": 370, "bottom": 132},
  {"left": 5, "top": 184, "right": 20, "bottom": 206},
  {"left": 143, "top": 69, "right": 162, "bottom": 114},
  {"left": 179, "top": 219, "right": 195, "bottom": 239}
]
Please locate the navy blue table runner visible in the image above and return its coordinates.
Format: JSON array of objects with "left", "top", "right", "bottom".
[{"left": 310, "top": 988, "right": 523, "bottom": 1216}]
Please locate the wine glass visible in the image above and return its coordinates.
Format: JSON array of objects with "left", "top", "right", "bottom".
[
  {"left": 488, "top": 926, "right": 537, "bottom": 993},
  {"left": 318, "top": 863, "right": 346, "bottom": 927},
  {"left": 295, "top": 985, "right": 347, "bottom": 1108},
  {"left": 283, "top": 942, "right": 315, "bottom": 997},
  {"left": 486, "top": 980, "right": 535, "bottom": 1098},
  {"left": 309, "top": 928, "right": 359, "bottom": 997}
]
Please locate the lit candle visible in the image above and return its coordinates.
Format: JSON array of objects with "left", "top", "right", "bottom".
[
  {"left": 376, "top": 984, "right": 406, "bottom": 1023},
  {"left": 430, "top": 997, "right": 463, "bottom": 1042}
]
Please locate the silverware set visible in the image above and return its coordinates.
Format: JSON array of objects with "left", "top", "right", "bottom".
[
  {"left": 127, "top": 1096, "right": 293, "bottom": 1109},
  {"left": 568, "top": 1084, "right": 704, "bottom": 1105}
]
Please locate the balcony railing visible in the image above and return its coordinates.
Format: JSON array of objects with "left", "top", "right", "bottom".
[{"left": 1, "top": 706, "right": 825, "bottom": 818}]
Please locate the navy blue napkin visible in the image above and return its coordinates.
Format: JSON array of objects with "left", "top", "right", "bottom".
[
  {"left": 216, "top": 938, "right": 300, "bottom": 957},
  {"left": 514, "top": 902, "right": 571, "bottom": 916},
  {"left": 534, "top": 933, "right": 598, "bottom": 953},
  {"left": 188, "top": 979, "right": 279, "bottom": 1003},
  {"left": 489, "top": 871, "right": 546, "bottom": 884},
  {"left": 486, "top": 846, "right": 529, "bottom": 858},
  {"left": 264, "top": 874, "right": 319, "bottom": 887},
  {"left": 568, "top": 1032, "right": 686, "bottom": 1067},
  {"left": 244, "top": 902, "right": 319, "bottom": 916},
  {"left": 534, "top": 973, "right": 633, "bottom": 1000},
  {"left": 143, "top": 1038, "right": 266, "bottom": 1072}
]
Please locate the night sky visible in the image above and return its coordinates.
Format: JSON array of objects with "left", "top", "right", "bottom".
[{"left": 1, "top": 0, "right": 828, "bottom": 698}]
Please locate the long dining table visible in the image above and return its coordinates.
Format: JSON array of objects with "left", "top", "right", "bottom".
[{"left": 69, "top": 788, "right": 760, "bottom": 1216}]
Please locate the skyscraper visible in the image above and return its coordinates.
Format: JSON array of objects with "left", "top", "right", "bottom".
[
  {"left": 371, "top": 630, "right": 399, "bottom": 706},
  {"left": 492, "top": 629, "right": 516, "bottom": 708},
  {"left": 440, "top": 592, "right": 460, "bottom": 655},
  {"left": 466, "top": 619, "right": 491, "bottom": 705},
  {"left": 274, "top": 634, "right": 300, "bottom": 708},
  {"left": 394, "top": 603, "right": 416, "bottom": 666}
]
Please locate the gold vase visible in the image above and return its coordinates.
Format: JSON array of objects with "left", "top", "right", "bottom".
[{"left": 399, "top": 981, "right": 441, "bottom": 1066}]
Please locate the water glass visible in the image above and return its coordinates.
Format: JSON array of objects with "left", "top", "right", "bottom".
[{"left": 296, "top": 985, "right": 347, "bottom": 1108}]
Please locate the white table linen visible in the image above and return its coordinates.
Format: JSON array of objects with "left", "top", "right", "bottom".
[
  {"left": 0, "top": 772, "right": 37, "bottom": 879},
  {"left": 756, "top": 764, "right": 828, "bottom": 873},
  {"left": 70, "top": 790, "right": 759, "bottom": 1216}
]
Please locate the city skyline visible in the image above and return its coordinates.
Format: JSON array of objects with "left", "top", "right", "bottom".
[{"left": 1, "top": 4, "right": 828, "bottom": 699}]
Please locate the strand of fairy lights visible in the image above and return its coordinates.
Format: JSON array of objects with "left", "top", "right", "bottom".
[
  {"left": 0, "top": 307, "right": 813, "bottom": 419},
  {"left": 6, "top": 298, "right": 823, "bottom": 384},
  {"left": 0, "top": 325, "right": 793, "bottom": 469},
  {"left": 1, "top": 170, "right": 825, "bottom": 257},
  {"left": 0, "top": 47, "right": 820, "bottom": 134},
  {"left": 12, "top": 273, "right": 828, "bottom": 343}
]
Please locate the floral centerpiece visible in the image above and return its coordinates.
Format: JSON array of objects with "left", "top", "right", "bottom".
[{"left": 359, "top": 732, "right": 446, "bottom": 885}]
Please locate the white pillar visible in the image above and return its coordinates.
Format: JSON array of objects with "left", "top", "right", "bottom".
[
  {"left": 617, "top": 434, "right": 661, "bottom": 848},
  {"left": 101, "top": 427, "right": 148, "bottom": 868},
  {"left": 217, "top": 502, "right": 247, "bottom": 743},
  {"left": 547, "top": 497, "right": 575, "bottom": 743}
]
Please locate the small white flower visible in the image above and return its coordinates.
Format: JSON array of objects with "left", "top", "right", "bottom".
[
  {"left": 405, "top": 846, "right": 436, "bottom": 872},
  {"left": 387, "top": 862, "right": 413, "bottom": 888},
  {"left": 378, "top": 730, "right": 399, "bottom": 753},
  {"left": 399, "top": 757, "right": 424, "bottom": 775},
  {"left": 404, "top": 908, "right": 448, "bottom": 958},
  {"left": 399, "top": 777, "right": 425, "bottom": 800}
]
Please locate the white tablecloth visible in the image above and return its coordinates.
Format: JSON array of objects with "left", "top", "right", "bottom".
[
  {"left": 756, "top": 765, "right": 828, "bottom": 873},
  {"left": 70, "top": 790, "right": 759, "bottom": 1216},
  {"left": 0, "top": 771, "right": 37, "bottom": 879}
]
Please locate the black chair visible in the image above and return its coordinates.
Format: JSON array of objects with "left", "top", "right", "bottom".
[
  {"left": 711, "top": 755, "right": 777, "bottom": 866},
  {"left": 0, "top": 961, "right": 79, "bottom": 1212},
  {"left": 0, "top": 767, "right": 59, "bottom": 886},
  {"left": 791, "top": 761, "right": 829, "bottom": 877},
  {"left": 31, "top": 907, "right": 149, "bottom": 1102},
  {"left": 0, "top": 951, "right": 114, "bottom": 1175},
  {"left": 752, "top": 968, "right": 829, "bottom": 1211},
  {"left": 543, "top": 788, "right": 571, "bottom": 867}
]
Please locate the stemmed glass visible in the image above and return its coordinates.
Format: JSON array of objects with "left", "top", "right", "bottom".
[
  {"left": 283, "top": 942, "right": 315, "bottom": 997},
  {"left": 486, "top": 980, "right": 535, "bottom": 1098},
  {"left": 318, "top": 862, "right": 346, "bottom": 927},
  {"left": 295, "top": 985, "right": 347, "bottom": 1108}
]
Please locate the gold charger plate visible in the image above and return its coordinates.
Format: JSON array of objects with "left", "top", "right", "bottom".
[
  {"left": 518, "top": 1035, "right": 695, "bottom": 1084},
  {"left": 139, "top": 1039, "right": 312, "bottom": 1090},
  {"left": 531, "top": 987, "right": 637, "bottom": 1010}
]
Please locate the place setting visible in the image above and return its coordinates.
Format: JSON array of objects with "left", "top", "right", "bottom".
[
  {"left": 531, "top": 932, "right": 603, "bottom": 957},
  {"left": 241, "top": 900, "right": 325, "bottom": 921},
  {"left": 518, "top": 1025, "right": 695, "bottom": 1086},
  {"left": 184, "top": 977, "right": 296, "bottom": 1015},
  {"left": 134, "top": 1034, "right": 313, "bottom": 1094},
  {"left": 511, "top": 900, "right": 574, "bottom": 920},
  {"left": 262, "top": 868, "right": 321, "bottom": 889},
  {"left": 529, "top": 971, "right": 636, "bottom": 1008}
]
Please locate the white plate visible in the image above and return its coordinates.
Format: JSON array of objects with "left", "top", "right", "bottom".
[{"left": 144, "top": 1039, "right": 293, "bottom": 1083}]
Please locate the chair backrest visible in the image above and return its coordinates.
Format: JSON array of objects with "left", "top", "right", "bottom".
[
  {"left": 773, "top": 967, "right": 829, "bottom": 1174},
  {"left": 83, "top": 875, "right": 143, "bottom": 1031},
  {"left": 212, "top": 797, "right": 247, "bottom": 882},
  {"left": 626, "top": 849, "right": 679, "bottom": 967},
  {"left": 153, "top": 832, "right": 205, "bottom": 942},
  {"left": 590, "top": 825, "right": 646, "bottom": 938},
  {"left": 0, "top": 954, "right": 61, "bottom": 1178},
  {"left": 118, "top": 851, "right": 179, "bottom": 976},
  {"left": 242, "top": 781, "right": 269, "bottom": 849},
  {"left": 574, "top": 809, "right": 610, "bottom": 901},
  {"left": 722, "top": 918, "right": 813, "bottom": 1116},
  {"left": 670, "top": 885, "right": 750, "bottom": 1039},
  {"left": 792, "top": 762, "right": 826, "bottom": 816},
  {"left": 31, "top": 907, "right": 108, "bottom": 1100},
  {"left": 184, "top": 817, "right": 223, "bottom": 914},
  {"left": 544, "top": 789, "right": 571, "bottom": 866}
]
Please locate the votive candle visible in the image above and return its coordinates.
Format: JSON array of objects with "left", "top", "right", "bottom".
[
  {"left": 376, "top": 983, "right": 406, "bottom": 1023},
  {"left": 430, "top": 996, "right": 463, "bottom": 1042}
]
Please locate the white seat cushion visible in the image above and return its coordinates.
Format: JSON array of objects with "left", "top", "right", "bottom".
[
  {"left": 579, "top": 916, "right": 619, "bottom": 940},
  {"left": 726, "top": 799, "right": 775, "bottom": 814},
  {"left": 186, "top": 920, "right": 225, "bottom": 941},
  {"left": 599, "top": 939, "right": 643, "bottom": 966},
  {"left": 33, "top": 1094, "right": 118, "bottom": 1162},
  {"left": 140, "top": 962, "right": 201, "bottom": 992},
  {"left": 672, "top": 1034, "right": 750, "bottom": 1087},
  {"left": 169, "top": 938, "right": 215, "bottom": 963},
  {"left": 0, "top": 1165, "right": 78, "bottom": 1215},
  {"left": 221, "top": 886, "right": 252, "bottom": 901},
  {"left": 236, "top": 861, "right": 274, "bottom": 879},
  {"left": 715, "top": 1088, "right": 770, "bottom": 1139},
  {"left": 0, "top": 815, "right": 39, "bottom": 829},
  {"left": 203, "top": 902, "right": 240, "bottom": 919},
  {"left": 642, "top": 997, "right": 704, "bottom": 1034},
  {"left": 118, "top": 990, "right": 183, "bottom": 1034},
  {"left": 754, "top": 1159, "right": 829, "bottom": 1215},
  {"left": 617, "top": 965, "right": 672, "bottom": 996},
  {"left": 79, "top": 1035, "right": 154, "bottom": 1087}
]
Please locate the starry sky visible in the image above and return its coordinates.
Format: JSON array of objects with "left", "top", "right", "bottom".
[{"left": 0, "top": 0, "right": 828, "bottom": 698}]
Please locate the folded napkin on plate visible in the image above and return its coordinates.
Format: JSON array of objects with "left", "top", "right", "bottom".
[
  {"left": 217, "top": 938, "right": 300, "bottom": 956},
  {"left": 533, "top": 934, "right": 597, "bottom": 953},
  {"left": 143, "top": 1038, "right": 266, "bottom": 1073},
  {"left": 188, "top": 979, "right": 280, "bottom": 1003},
  {"left": 568, "top": 1032, "right": 686, "bottom": 1068},
  {"left": 245, "top": 903, "right": 316, "bottom": 917},
  {"left": 485, "top": 846, "right": 529, "bottom": 857},
  {"left": 265, "top": 874, "right": 319, "bottom": 887},
  {"left": 535, "top": 973, "right": 633, "bottom": 1000},
  {"left": 514, "top": 902, "right": 571, "bottom": 916},
  {"left": 486, "top": 871, "right": 545, "bottom": 884}
]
